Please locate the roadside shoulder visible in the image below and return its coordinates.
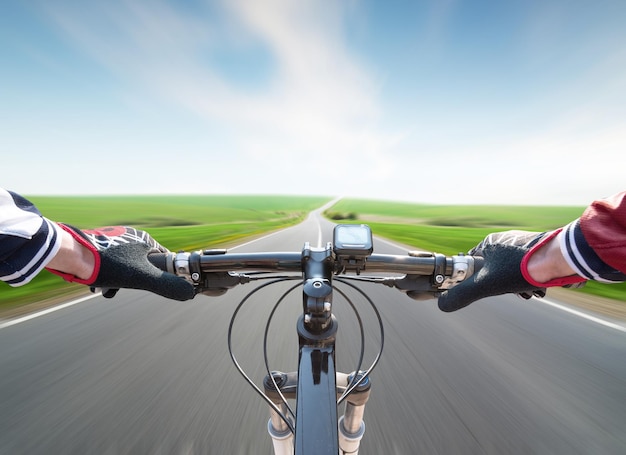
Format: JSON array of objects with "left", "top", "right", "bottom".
[{"left": 546, "top": 287, "right": 626, "bottom": 323}]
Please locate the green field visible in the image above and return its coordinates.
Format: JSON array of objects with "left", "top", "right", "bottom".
[
  {"left": 25, "top": 194, "right": 334, "bottom": 251},
  {"left": 327, "top": 198, "right": 626, "bottom": 302},
  {"left": 2, "top": 194, "right": 624, "bottom": 313},
  {"left": 0, "top": 195, "right": 331, "bottom": 312}
]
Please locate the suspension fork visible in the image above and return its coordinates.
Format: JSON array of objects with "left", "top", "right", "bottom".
[
  {"left": 264, "top": 371, "right": 372, "bottom": 455},
  {"left": 264, "top": 372, "right": 296, "bottom": 455},
  {"left": 337, "top": 372, "right": 371, "bottom": 455}
]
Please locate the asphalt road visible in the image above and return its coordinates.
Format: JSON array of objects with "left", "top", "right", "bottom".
[{"left": 1, "top": 210, "right": 625, "bottom": 454}]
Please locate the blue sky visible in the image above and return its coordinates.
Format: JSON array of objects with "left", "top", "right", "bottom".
[{"left": 1, "top": 0, "right": 624, "bottom": 205}]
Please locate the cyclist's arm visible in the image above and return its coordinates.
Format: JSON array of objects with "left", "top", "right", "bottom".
[
  {"left": 0, "top": 188, "right": 64, "bottom": 286},
  {"left": 525, "top": 235, "right": 576, "bottom": 284},
  {"left": 46, "top": 227, "right": 96, "bottom": 281},
  {"left": 0, "top": 188, "right": 94, "bottom": 284},
  {"left": 563, "top": 190, "right": 626, "bottom": 280},
  {"left": 527, "top": 190, "right": 626, "bottom": 285},
  {"left": 528, "top": 190, "right": 626, "bottom": 283}
]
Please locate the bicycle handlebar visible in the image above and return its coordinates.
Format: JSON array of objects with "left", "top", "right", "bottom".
[{"left": 148, "top": 245, "right": 483, "bottom": 298}]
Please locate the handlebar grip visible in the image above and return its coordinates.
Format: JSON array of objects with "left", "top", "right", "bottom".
[
  {"left": 472, "top": 256, "right": 484, "bottom": 275},
  {"left": 148, "top": 252, "right": 175, "bottom": 274}
]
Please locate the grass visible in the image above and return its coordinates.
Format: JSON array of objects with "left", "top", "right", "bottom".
[
  {"left": 0, "top": 195, "right": 331, "bottom": 312},
  {"left": 26, "top": 194, "right": 325, "bottom": 228},
  {"left": 327, "top": 198, "right": 626, "bottom": 303}
]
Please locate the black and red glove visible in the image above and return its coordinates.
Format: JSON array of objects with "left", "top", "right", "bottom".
[
  {"left": 437, "top": 230, "right": 586, "bottom": 312},
  {"left": 48, "top": 225, "right": 195, "bottom": 301}
]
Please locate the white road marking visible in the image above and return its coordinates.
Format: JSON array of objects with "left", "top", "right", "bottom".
[
  {"left": 228, "top": 229, "right": 285, "bottom": 251},
  {"left": 535, "top": 297, "right": 626, "bottom": 333},
  {"left": 0, "top": 293, "right": 101, "bottom": 330},
  {"left": 316, "top": 217, "right": 323, "bottom": 248}
]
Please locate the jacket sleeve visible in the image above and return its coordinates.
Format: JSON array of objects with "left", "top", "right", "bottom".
[
  {"left": 0, "top": 189, "right": 63, "bottom": 286},
  {"left": 557, "top": 191, "right": 626, "bottom": 283}
]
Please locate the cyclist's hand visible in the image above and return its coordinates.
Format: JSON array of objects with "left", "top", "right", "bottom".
[
  {"left": 50, "top": 225, "right": 195, "bottom": 301},
  {"left": 437, "top": 230, "right": 585, "bottom": 312}
]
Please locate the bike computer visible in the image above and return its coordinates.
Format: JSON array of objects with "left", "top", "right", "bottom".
[{"left": 333, "top": 224, "right": 373, "bottom": 258}]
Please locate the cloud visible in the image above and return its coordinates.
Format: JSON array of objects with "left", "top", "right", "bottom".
[{"left": 40, "top": 0, "right": 399, "bottom": 191}]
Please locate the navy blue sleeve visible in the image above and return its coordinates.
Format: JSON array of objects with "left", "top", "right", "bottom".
[
  {"left": 0, "top": 189, "right": 63, "bottom": 286},
  {"left": 558, "top": 218, "right": 626, "bottom": 283}
]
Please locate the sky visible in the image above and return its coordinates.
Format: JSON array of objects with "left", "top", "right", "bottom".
[{"left": 1, "top": 0, "right": 625, "bottom": 205}]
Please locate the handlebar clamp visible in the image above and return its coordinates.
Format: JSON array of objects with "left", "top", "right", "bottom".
[
  {"left": 439, "top": 254, "right": 474, "bottom": 289},
  {"left": 432, "top": 253, "right": 446, "bottom": 287}
]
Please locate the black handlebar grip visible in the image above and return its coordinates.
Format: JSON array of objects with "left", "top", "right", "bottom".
[
  {"left": 147, "top": 252, "right": 174, "bottom": 273},
  {"left": 472, "top": 256, "right": 485, "bottom": 274}
]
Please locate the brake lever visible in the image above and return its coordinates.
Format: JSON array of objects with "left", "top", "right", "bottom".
[{"left": 196, "top": 272, "right": 250, "bottom": 297}]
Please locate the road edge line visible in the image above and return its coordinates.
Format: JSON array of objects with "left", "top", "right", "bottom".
[
  {"left": 535, "top": 297, "right": 626, "bottom": 333},
  {"left": 0, "top": 293, "right": 101, "bottom": 330}
]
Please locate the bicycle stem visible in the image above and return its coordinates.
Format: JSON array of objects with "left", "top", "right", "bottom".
[{"left": 301, "top": 242, "right": 334, "bottom": 335}]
